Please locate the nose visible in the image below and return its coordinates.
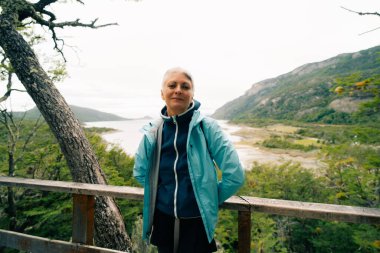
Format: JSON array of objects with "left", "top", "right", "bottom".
[{"left": 174, "top": 85, "right": 182, "bottom": 93}]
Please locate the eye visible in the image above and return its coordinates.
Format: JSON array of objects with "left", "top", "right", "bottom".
[
  {"left": 167, "top": 82, "right": 177, "bottom": 89},
  {"left": 181, "top": 82, "right": 191, "bottom": 90}
]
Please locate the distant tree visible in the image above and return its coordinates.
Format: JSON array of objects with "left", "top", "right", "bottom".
[
  {"left": 0, "top": 110, "right": 44, "bottom": 232},
  {"left": 0, "top": 0, "right": 131, "bottom": 251},
  {"left": 333, "top": 72, "right": 380, "bottom": 116},
  {"left": 333, "top": 7, "right": 380, "bottom": 116}
]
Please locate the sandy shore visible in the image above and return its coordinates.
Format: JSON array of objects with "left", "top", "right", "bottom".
[{"left": 218, "top": 121, "right": 325, "bottom": 171}]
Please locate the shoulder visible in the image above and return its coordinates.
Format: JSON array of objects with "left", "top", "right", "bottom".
[
  {"left": 200, "top": 115, "right": 221, "bottom": 131},
  {"left": 141, "top": 118, "right": 163, "bottom": 131},
  {"left": 196, "top": 115, "right": 226, "bottom": 144},
  {"left": 201, "top": 115, "right": 217, "bottom": 124},
  {"left": 140, "top": 118, "right": 163, "bottom": 141}
]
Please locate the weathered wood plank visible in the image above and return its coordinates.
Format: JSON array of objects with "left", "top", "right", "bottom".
[
  {"left": 245, "top": 196, "right": 380, "bottom": 224},
  {"left": 221, "top": 195, "right": 251, "bottom": 211},
  {"left": 238, "top": 211, "right": 251, "bottom": 253},
  {"left": 72, "top": 194, "right": 95, "bottom": 245},
  {"left": 1, "top": 176, "right": 380, "bottom": 224},
  {"left": 0, "top": 229, "right": 125, "bottom": 253},
  {"left": 0, "top": 176, "right": 144, "bottom": 200}
]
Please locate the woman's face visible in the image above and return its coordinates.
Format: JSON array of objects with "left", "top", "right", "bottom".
[{"left": 161, "top": 72, "right": 194, "bottom": 116}]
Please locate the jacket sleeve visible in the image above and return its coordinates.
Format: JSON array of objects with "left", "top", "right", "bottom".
[
  {"left": 133, "top": 135, "right": 150, "bottom": 186},
  {"left": 203, "top": 118, "right": 245, "bottom": 204}
]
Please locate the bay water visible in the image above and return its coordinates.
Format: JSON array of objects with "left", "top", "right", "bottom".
[
  {"left": 85, "top": 119, "right": 255, "bottom": 168},
  {"left": 85, "top": 119, "right": 321, "bottom": 170}
]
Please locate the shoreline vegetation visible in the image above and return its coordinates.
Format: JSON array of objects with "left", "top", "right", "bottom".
[
  {"left": 227, "top": 123, "right": 325, "bottom": 170},
  {"left": 228, "top": 119, "right": 380, "bottom": 165},
  {"left": 1, "top": 118, "right": 379, "bottom": 252}
]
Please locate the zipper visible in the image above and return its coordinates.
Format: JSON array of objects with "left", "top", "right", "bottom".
[{"left": 172, "top": 116, "right": 179, "bottom": 219}]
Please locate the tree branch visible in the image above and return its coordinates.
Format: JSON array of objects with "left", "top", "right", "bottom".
[
  {"left": 0, "top": 89, "right": 27, "bottom": 102},
  {"left": 49, "top": 25, "right": 67, "bottom": 61},
  {"left": 33, "top": 16, "right": 118, "bottom": 29},
  {"left": 8, "top": 0, "right": 117, "bottom": 60},
  {"left": 358, "top": 26, "right": 380, "bottom": 36},
  {"left": 1, "top": 65, "right": 12, "bottom": 102},
  {"left": 1, "top": 51, "right": 12, "bottom": 77},
  {"left": 0, "top": 109, "right": 17, "bottom": 147},
  {"left": 15, "top": 115, "right": 45, "bottom": 165},
  {"left": 40, "top": 9, "right": 56, "bottom": 22},
  {"left": 29, "top": 10, "right": 117, "bottom": 61},
  {"left": 341, "top": 6, "right": 380, "bottom": 17},
  {"left": 0, "top": 59, "right": 25, "bottom": 103},
  {"left": 341, "top": 6, "right": 380, "bottom": 36},
  {"left": 33, "top": 0, "right": 58, "bottom": 12}
]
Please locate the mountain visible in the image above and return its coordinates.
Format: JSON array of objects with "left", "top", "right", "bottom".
[
  {"left": 14, "top": 105, "right": 128, "bottom": 122},
  {"left": 212, "top": 45, "right": 380, "bottom": 124}
]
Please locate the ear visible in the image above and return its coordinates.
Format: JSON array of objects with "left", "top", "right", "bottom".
[{"left": 161, "top": 90, "right": 164, "bottom": 100}]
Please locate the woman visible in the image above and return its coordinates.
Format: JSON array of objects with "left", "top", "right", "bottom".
[{"left": 133, "top": 67, "right": 244, "bottom": 253}]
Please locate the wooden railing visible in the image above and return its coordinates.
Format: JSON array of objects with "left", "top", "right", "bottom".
[{"left": 1, "top": 176, "right": 380, "bottom": 253}]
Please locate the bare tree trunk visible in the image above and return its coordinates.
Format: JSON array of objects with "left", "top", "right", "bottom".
[
  {"left": 6, "top": 187, "right": 16, "bottom": 230},
  {"left": 7, "top": 151, "right": 17, "bottom": 231},
  {"left": 1, "top": 108, "right": 18, "bottom": 231},
  {"left": 0, "top": 12, "right": 131, "bottom": 251},
  {"left": 8, "top": 150, "right": 14, "bottom": 177}
]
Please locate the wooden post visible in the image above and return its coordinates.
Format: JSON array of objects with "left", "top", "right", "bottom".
[
  {"left": 238, "top": 210, "right": 251, "bottom": 253},
  {"left": 72, "top": 194, "right": 95, "bottom": 245}
]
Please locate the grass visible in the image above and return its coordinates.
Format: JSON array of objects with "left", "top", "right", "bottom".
[
  {"left": 262, "top": 136, "right": 319, "bottom": 152},
  {"left": 265, "top": 124, "right": 300, "bottom": 134},
  {"left": 293, "top": 138, "right": 322, "bottom": 147}
]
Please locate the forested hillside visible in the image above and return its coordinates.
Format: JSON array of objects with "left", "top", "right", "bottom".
[
  {"left": 213, "top": 45, "right": 380, "bottom": 124},
  {"left": 13, "top": 105, "right": 127, "bottom": 122}
]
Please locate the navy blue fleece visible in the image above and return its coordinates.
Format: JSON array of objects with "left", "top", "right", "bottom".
[{"left": 156, "top": 101, "right": 201, "bottom": 218}]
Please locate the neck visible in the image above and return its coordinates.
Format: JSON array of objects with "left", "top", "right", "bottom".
[{"left": 167, "top": 109, "right": 182, "bottom": 117}]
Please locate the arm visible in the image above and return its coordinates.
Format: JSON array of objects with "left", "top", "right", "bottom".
[
  {"left": 203, "top": 118, "right": 245, "bottom": 204},
  {"left": 133, "top": 118, "right": 162, "bottom": 186},
  {"left": 133, "top": 135, "right": 150, "bottom": 186}
]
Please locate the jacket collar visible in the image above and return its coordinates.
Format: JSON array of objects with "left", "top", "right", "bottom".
[{"left": 160, "top": 100, "right": 201, "bottom": 123}]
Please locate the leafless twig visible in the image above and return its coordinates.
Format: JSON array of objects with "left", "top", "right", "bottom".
[
  {"left": 341, "top": 6, "right": 380, "bottom": 36},
  {"left": 341, "top": 6, "right": 380, "bottom": 17}
]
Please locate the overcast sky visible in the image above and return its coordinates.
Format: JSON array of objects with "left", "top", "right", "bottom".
[{"left": 3, "top": 0, "right": 380, "bottom": 118}]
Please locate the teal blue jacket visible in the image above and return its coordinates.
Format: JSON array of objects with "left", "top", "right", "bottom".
[{"left": 133, "top": 110, "right": 245, "bottom": 242}]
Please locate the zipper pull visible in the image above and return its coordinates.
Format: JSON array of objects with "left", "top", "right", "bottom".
[{"left": 172, "top": 115, "right": 177, "bottom": 124}]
